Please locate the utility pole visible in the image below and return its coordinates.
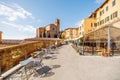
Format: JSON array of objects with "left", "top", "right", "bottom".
[
  {"left": 107, "top": 24, "right": 111, "bottom": 56},
  {"left": 82, "top": 35, "right": 84, "bottom": 55}
]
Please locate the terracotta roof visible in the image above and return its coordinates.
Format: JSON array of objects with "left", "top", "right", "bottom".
[
  {"left": 2, "top": 39, "right": 23, "bottom": 44},
  {"left": 24, "top": 38, "right": 61, "bottom": 41},
  {"left": 64, "top": 28, "right": 78, "bottom": 31},
  {"left": 89, "top": 0, "right": 109, "bottom": 18}
]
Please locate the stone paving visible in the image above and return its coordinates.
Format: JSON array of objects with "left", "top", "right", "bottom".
[
  {"left": 33, "top": 44, "right": 120, "bottom": 80},
  {"left": 6, "top": 44, "right": 120, "bottom": 80}
]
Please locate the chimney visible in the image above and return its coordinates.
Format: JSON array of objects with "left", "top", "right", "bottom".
[{"left": 0, "top": 31, "right": 2, "bottom": 43}]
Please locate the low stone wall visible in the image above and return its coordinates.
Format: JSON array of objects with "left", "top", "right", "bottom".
[
  {"left": 0, "top": 44, "right": 16, "bottom": 49},
  {"left": 0, "top": 41, "right": 41, "bottom": 74},
  {"left": 0, "top": 40, "right": 59, "bottom": 74}
]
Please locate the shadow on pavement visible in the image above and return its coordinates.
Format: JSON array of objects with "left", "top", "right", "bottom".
[
  {"left": 44, "top": 55, "right": 57, "bottom": 60},
  {"left": 51, "top": 64, "right": 61, "bottom": 69},
  {"left": 44, "top": 56, "right": 52, "bottom": 59},
  {"left": 41, "top": 72, "right": 55, "bottom": 78}
]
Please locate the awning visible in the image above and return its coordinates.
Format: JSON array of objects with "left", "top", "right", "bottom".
[
  {"left": 72, "top": 35, "right": 83, "bottom": 40},
  {"left": 85, "top": 19, "right": 120, "bottom": 40}
]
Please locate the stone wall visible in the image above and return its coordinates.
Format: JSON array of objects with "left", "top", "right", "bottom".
[
  {"left": 0, "top": 40, "right": 60, "bottom": 73},
  {"left": 0, "top": 40, "right": 58, "bottom": 74}
]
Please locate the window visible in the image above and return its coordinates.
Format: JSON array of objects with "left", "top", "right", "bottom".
[
  {"left": 113, "top": 11, "right": 118, "bottom": 18},
  {"left": 93, "top": 14, "right": 96, "bottom": 18},
  {"left": 100, "top": 11, "right": 102, "bottom": 16},
  {"left": 99, "top": 20, "right": 104, "bottom": 25},
  {"left": 91, "top": 23, "right": 93, "bottom": 27},
  {"left": 102, "top": 19, "right": 104, "bottom": 24},
  {"left": 112, "top": 0, "right": 116, "bottom": 6},
  {"left": 106, "top": 6, "right": 108, "bottom": 11},
  {"left": 100, "top": 10, "right": 104, "bottom": 16},
  {"left": 100, "top": 20, "right": 102, "bottom": 25},
  {"left": 94, "top": 23, "right": 97, "bottom": 27},
  {"left": 110, "top": 14, "right": 113, "bottom": 20},
  {"left": 114, "top": 11, "right": 118, "bottom": 18},
  {"left": 102, "top": 10, "right": 104, "bottom": 14},
  {"left": 105, "top": 16, "right": 109, "bottom": 23}
]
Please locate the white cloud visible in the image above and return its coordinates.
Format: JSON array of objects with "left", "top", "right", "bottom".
[
  {"left": 0, "top": 2, "right": 38, "bottom": 39},
  {"left": 0, "top": 2, "right": 33, "bottom": 21},
  {"left": 95, "top": 0, "right": 105, "bottom": 4},
  {"left": 2, "top": 21, "right": 36, "bottom": 32}
]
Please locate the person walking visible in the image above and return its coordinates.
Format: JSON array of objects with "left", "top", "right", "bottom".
[
  {"left": 111, "top": 41, "right": 116, "bottom": 56},
  {"left": 55, "top": 41, "right": 58, "bottom": 49},
  {"left": 75, "top": 40, "right": 77, "bottom": 47}
]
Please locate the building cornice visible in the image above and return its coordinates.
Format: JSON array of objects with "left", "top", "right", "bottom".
[{"left": 89, "top": 0, "right": 109, "bottom": 18}]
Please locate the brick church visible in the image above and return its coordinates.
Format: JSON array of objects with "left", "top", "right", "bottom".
[{"left": 36, "top": 19, "right": 60, "bottom": 38}]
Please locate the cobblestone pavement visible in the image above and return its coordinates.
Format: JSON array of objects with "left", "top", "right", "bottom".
[{"left": 33, "top": 44, "right": 120, "bottom": 80}]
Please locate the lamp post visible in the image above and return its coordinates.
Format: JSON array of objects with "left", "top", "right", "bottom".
[
  {"left": 82, "top": 35, "right": 84, "bottom": 55},
  {"left": 107, "top": 24, "right": 111, "bottom": 56}
]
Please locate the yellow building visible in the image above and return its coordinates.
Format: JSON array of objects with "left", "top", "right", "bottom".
[
  {"left": 63, "top": 0, "right": 120, "bottom": 43},
  {"left": 80, "top": 0, "right": 120, "bottom": 56},
  {"left": 61, "top": 31, "right": 66, "bottom": 39},
  {"left": 72, "top": 28, "right": 79, "bottom": 39},
  {"left": 77, "top": 0, "right": 120, "bottom": 39},
  {"left": 89, "top": 0, "right": 120, "bottom": 29},
  {"left": 64, "top": 28, "right": 73, "bottom": 40},
  {"left": 63, "top": 28, "right": 79, "bottom": 40},
  {"left": 78, "top": 18, "right": 96, "bottom": 38}
]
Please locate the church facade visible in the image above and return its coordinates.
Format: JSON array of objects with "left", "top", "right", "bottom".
[{"left": 36, "top": 19, "right": 60, "bottom": 38}]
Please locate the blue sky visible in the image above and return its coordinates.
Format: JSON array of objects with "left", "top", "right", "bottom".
[{"left": 0, "top": 0, "right": 105, "bottom": 39}]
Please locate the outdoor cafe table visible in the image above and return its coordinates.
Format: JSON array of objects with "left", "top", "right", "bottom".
[
  {"left": 33, "top": 51, "right": 43, "bottom": 57},
  {"left": 42, "top": 48, "right": 48, "bottom": 52},
  {"left": 42, "top": 47, "right": 52, "bottom": 54},
  {"left": 20, "top": 57, "right": 35, "bottom": 66},
  {"left": 19, "top": 57, "right": 35, "bottom": 80}
]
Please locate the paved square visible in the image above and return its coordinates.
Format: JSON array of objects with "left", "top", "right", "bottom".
[{"left": 34, "top": 44, "right": 120, "bottom": 80}]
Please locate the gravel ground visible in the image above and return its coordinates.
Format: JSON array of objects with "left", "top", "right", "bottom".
[{"left": 34, "top": 44, "right": 120, "bottom": 80}]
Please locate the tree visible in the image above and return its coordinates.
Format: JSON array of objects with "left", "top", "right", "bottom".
[
  {"left": 54, "top": 34, "right": 58, "bottom": 38},
  {"left": 58, "top": 31, "right": 64, "bottom": 39}
]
